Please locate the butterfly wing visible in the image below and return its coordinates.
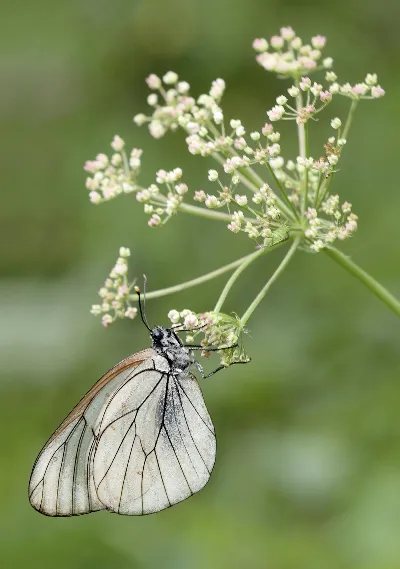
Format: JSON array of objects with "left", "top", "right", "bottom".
[
  {"left": 93, "top": 358, "right": 216, "bottom": 515},
  {"left": 28, "top": 348, "right": 154, "bottom": 516},
  {"left": 29, "top": 350, "right": 216, "bottom": 516}
]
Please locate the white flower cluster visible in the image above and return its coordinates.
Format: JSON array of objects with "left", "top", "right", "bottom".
[
  {"left": 253, "top": 27, "right": 331, "bottom": 76},
  {"left": 85, "top": 27, "right": 385, "bottom": 261},
  {"left": 133, "top": 72, "right": 226, "bottom": 148},
  {"left": 90, "top": 247, "right": 137, "bottom": 327},
  {"left": 136, "top": 167, "right": 188, "bottom": 227},
  {"left": 304, "top": 199, "right": 358, "bottom": 252},
  {"left": 84, "top": 136, "right": 142, "bottom": 204},
  {"left": 167, "top": 309, "right": 248, "bottom": 367}
]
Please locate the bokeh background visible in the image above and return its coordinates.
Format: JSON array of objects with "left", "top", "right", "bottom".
[{"left": 2, "top": 1, "right": 400, "bottom": 568}]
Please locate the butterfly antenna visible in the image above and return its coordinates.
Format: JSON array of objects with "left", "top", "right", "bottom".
[{"left": 134, "top": 278, "right": 151, "bottom": 332}]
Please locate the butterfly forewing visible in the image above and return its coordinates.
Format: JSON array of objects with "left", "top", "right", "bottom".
[
  {"left": 29, "top": 349, "right": 216, "bottom": 516},
  {"left": 28, "top": 349, "right": 154, "bottom": 516}
]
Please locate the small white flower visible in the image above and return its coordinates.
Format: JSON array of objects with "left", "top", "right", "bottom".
[
  {"left": 208, "top": 169, "right": 219, "bottom": 181},
  {"left": 124, "top": 307, "right": 138, "bottom": 319},
  {"left": 184, "top": 313, "right": 199, "bottom": 328},
  {"left": 323, "top": 57, "right": 333, "bottom": 68},
  {"left": 177, "top": 81, "right": 190, "bottom": 93},
  {"left": 101, "top": 314, "right": 113, "bottom": 327},
  {"left": 205, "top": 195, "right": 220, "bottom": 208},
  {"left": 146, "top": 74, "right": 161, "bottom": 89},
  {"left": 235, "top": 194, "right": 248, "bottom": 206},
  {"left": 210, "top": 78, "right": 226, "bottom": 99},
  {"left": 213, "top": 110, "right": 224, "bottom": 124},
  {"left": 89, "top": 191, "right": 102, "bottom": 204},
  {"left": 133, "top": 113, "right": 147, "bottom": 126},
  {"left": 268, "top": 143, "right": 281, "bottom": 157},
  {"left": 111, "top": 135, "right": 125, "bottom": 151},
  {"left": 291, "top": 37, "right": 302, "bottom": 50},
  {"left": 280, "top": 27, "right": 296, "bottom": 41},
  {"left": 147, "top": 93, "right": 158, "bottom": 106},
  {"left": 288, "top": 86, "right": 299, "bottom": 97},
  {"left": 230, "top": 119, "right": 241, "bottom": 129},
  {"left": 168, "top": 309, "right": 180, "bottom": 324},
  {"left": 180, "top": 309, "right": 192, "bottom": 319},
  {"left": 325, "top": 71, "right": 337, "bottom": 82},
  {"left": 270, "top": 35, "right": 284, "bottom": 49},
  {"left": 269, "top": 157, "right": 284, "bottom": 169},
  {"left": 90, "top": 304, "right": 102, "bottom": 316},
  {"left": 252, "top": 38, "right": 269, "bottom": 52},
  {"left": 250, "top": 131, "right": 260, "bottom": 140},
  {"left": 365, "top": 73, "right": 377, "bottom": 86},
  {"left": 327, "top": 154, "right": 339, "bottom": 165},
  {"left": 163, "top": 71, "right": 178, "bottom": 84},
  {"left": 175, "top": 183, "right": 188, "bottom": 195},
  {"left": 119, "top": 247, "right": 131, "bottom": 258},
  {"left": 331, "top": 117, "right": 342, "bottom": 130},
  {"left": 267, "top": 105, "right": 285, "bottom": 121},
  {"left": 148, "top": 214, "right": 162, "bottom": 227},
  {"left": 371, "top": 85, "right": 385, "bottom": 98},
  {"left": 149, "top": 120, "right": 166, "bottom": 139},
  {"left": 194, "top": 190, "right": 206, "bottom": 202},
  {"left": 276, "top": 95, "right": 288, "bottom": 105}
]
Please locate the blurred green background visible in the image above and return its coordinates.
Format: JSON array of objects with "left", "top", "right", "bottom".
[{"left": 2, "top": 0, "right": 400, "bottom": 568}]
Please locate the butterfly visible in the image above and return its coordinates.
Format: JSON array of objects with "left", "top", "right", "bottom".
[{"left": 28, "top": 287, "right": 228, "bottom": 516}]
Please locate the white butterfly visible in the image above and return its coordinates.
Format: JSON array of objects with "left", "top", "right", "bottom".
[{"left": 29, "top": 319, "right": 216, "bottom": 516}]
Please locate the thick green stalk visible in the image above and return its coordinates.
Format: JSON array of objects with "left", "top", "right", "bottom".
[
  {"left": 128, "top": 251, "right": 271, "bottom": 301},
  {"left": 324, "top": 247, "right": 400, "bottom": 317}
]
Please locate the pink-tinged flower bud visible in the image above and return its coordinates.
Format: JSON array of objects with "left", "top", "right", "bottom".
[
  {"left": 111, "top": 135, "right": 125, "bottom": 151},
  {"left": 146, "top": 74, "right": 161, "bottom": 89},
  {"left": 280, "top": 26, "right": 296, "bottom": 41},
  {"left": 184, "top": 314, "right": 199, "bottom": 328},
  {"left": 89, "top": 191, "right": 101, "bottom": 204},
  {"left": 252, "top": 38, "right": 269, "bottom": 52},
  {"left": 311, "top": 35, "right": 326, "bottom": 49},
  {"left": 148, "top": 214, "right": 161, "bottom": 227},
  {"left": 371, "top": 85, "right": 385, "bottom": 98},
  {"left": 270, "top": 35, "right": 284, "bottom": 49}
]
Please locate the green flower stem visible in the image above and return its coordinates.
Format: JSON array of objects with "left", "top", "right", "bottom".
[
  {"left": 303, "top": 122, "right": 309, "bottom": 212},
  {"left": 128, "top": 251, "right": 275, "bottom": 301},
  {"left": 295, "top": 83, "right": 306, "bottom": 158},
  {"left": 213, "top": 238, "right": 290, "bottom": 314},
  {"left": 265, "top": 163, "right": 299, "bottom": 220},
  {"left": 178, "top": 201, "right": 251, "bottom": 223},
  {"left": 240, "top": 236, "right": 301, "bottom": 326},
  {"left": 316, "top": 99, "right": 358, "bottom": 209},
  {"left": 342, "top": 99, "right": 358, "bottom": 140},
  {"left": 155, "top": 193, "right": 254, "bottom": 223},
  {"left": 324, "top": 247, "right": 400, "bottom": 317}
]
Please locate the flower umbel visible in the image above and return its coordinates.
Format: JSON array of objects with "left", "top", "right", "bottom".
[{"left": 87, "top": 27, "right": 400, "bottom": 362}]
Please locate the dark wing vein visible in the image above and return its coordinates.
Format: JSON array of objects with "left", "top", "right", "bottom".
[
  {"left": 96, "top": 367, "right": 156, "bottom": 434},
  {"left": 96, "top": 419, "right": 137, "bottom": 489},
  {"left": 56, "top": 443, "right": 68, "bottom": 515},
  {"left": 174, "top": 383, "right": 211, "bottom": 474},
  {"left": 169, "top": 380, "right": 199, "bottom": 476},
  {"left": 177, "top": 380, "right": 214, "bottom": 434},
  {"left": 118, "top": 431, "right": 137, "bottom": 513},
  {"left": 72, "top": 418, "right": 87, "bottom": 515},
  {"left": 30, "top": 415, "right": 85, "bottom": 505}
]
